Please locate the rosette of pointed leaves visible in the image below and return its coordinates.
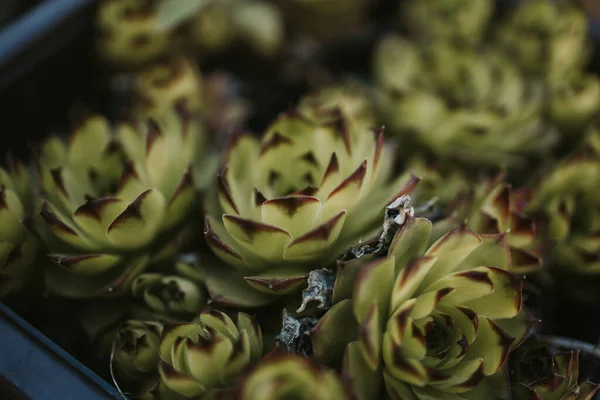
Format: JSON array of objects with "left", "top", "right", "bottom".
[
  {"left": 280, "top": 0, "right": 368, "bottom": 42},
  {"left": 33, "top": 109, "right": 202, "bottom": 298},
  {"left": 133, "top": 56, "right": 204, "bottom": 117},
  {"left": 374, "top": 37, "right": 556, "bottom": 168},
  {"left": 0, "top": 157, "right": 38, "bottom": 298},
  {"left": 100, "top": 320, "right": 164, "bottom": 385},
  {"left": 156, "top": 310, "right": 262, "bottom": 399},
  {"left": 511, "top": 342, "right": 599, "bottom": 400},
  {"left": 186, "top": 0, "right": 282, "bottom": 57},
  {"left": 236, "top": 352, "right": 351, "bottom": 400},
  {"left": 204, "top": 109, "right": 417, "bottom": 304},
  {"left": 131, "top": 273, "right": 206, "bottom": 321},
  {"left": 96, "top": 0, "right": 177, "bottom": 69},
  {"left": 401, "top": 0, "right": 493, "bottom": 47},
  {"left": 548, "top": 74, "right": 600, "bottom": 135},
  {"left": 312, "top": 217, "right": 535, "bottom": 399},
  {"left": 494, "top": 0, "right": 589, "bottom": 82},
  {"left": 525, "top": 142, "right": 600, "bottom": 274},
  {"left": 131, "top": 254, "right": 208, "bottom": 322},
  {"left": 433, "top": 174, "right": 542, "bottom": 275}
]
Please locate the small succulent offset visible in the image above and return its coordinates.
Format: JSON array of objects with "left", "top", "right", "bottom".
[
  {"left": 373, "top": 36, "right": 557, "bottom": 168},
  {"left": 154, "top": 310, "right": 262, "bottom": 399},
  {"left": 96, "top": 0, "right": 178, "bottom": 69},
  {"left": 312, "top": 196, "right": 536, "bottom": 399},
  {"left": 133, "top": 56, "right": 205, "bottom": 117},
  {"left": 235, "top": 352, "right": 352, "bottom": 400},
  {"left": 0, "top": 157, "right": 38, "bottom": 298},
  {"left": 32, "top": 108, "right": 205, "bottom": 298},
  {"left": 401, "top": 0, "right": 494, "bottom": 47},
  {"left": 203, "top": 107, "right": 417, "bottom": 304},
  {"left": 510, "top": 341, "right": 599, "bottom": 400},
  {"left": 100, "top": 320, "right": 164, "bottom": 386}
]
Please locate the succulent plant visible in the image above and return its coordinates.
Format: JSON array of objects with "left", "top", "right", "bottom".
[
  {"left": 401, "top": 0, "right": 494, "bottom": 47},
  {"left": 203, "top": 108, "right": 417, "bottom": 306},
  {"left": 185, "top": 0, "right": 282, "bottom": 58},
  {"left": 100, "top": 319, "right": 164, "bottom": 385},
  {"left": 279, "top": 0, "right": 369, "bottom": 43},
  {"left": 524, "top": 138, "right": 600, "bottom": 275},
  {"left": 133, "top": 56, "right": 204, "bottom": 117},
  {"left": 235, "top": 352, "right": 351, "bottom": 400},
  {"left": 0, "top": 157, "right": 38, "bottom": 298},
  {"left": 312, "top": 210, "right": 536, "bottom": 399},
  {"left": 547, "top": 74, "right": 600, "bottom": 136},
  {"left": 405, "top": 158, "right": 470, "bottom": 207},
  {"left": 96, "top": 0, "right": 178, "bottom": 69},
  {"left": 154, "top": 310, "right": 262, "bottom": 399},
  {"left": 494, "top": 0, "right": 589, "bottom": 83},
  {"left": 32, "top": 108, "right": 205, "bottom": 298},
  {"left": 433, "top": 174, "right": 542, "bottom": 275},
  {"left": 373, "top": 36, "right": 557, "bottom": 168},
  {"left": 510, "top": 341, "right": 600, "bottom": 400}
]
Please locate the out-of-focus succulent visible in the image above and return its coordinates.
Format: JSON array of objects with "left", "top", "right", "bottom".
[
  {"left": 96, "top": 0, "right": 177, "bottom": 69},
  {"left": 401, "top": 0, "right": 494, "bottom": 47},
  {"left": 406, "top": 158, "right": 470, "bottom": 207},
  {"left": 433, "top": 174, "right": 542, "bottom": 275},
  {"left": 155, "top": 310, "right": 262, "bottom": 399},
  {"left": 130, "top": 254, "right": 208, "bottom": 322},
  {"left": 525, "top": 140, "right": 600, "bottom": 275},
  {"left": 312, "top": 211, "right": 535, "bottom": 399},
  {"left": 100, "top": 320, "right": 164, "bottom": 385},
  {"left": 203, "top": 108, "right": 417, "bottom": 305},
  {"left": 373, "top": 36, "right": 557, "bottom": 168},
  {"left": 32, "top": 108, "right": 205, "bottom": 298},
  {"left": 297, "top": 81, "right": 377, "bottom": 134},
  {"left": 235, "top": 352, "right": 351, "bottom": 400},
  {"left": 186, "top": 0, "right": 282, "bottom": 57},
  {"left": 547, "top": 75, "right": 600, "bottom": 135},
  {"left": 494, "top": 0, "right": 589, "bottom": 82},
  {"left": 133, "top": 56, "right": 204, "bottom": 117},
  {"left": 0, "top": 157, "right": 38, "bottom": 298},
  {"left": 510, "top": 341, "right": 600, "bottom": 400},
  {"left": 279, "top": 0, "right": 369, "bottom": 43}
]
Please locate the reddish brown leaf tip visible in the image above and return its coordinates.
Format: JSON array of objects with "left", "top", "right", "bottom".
[
  {"left": 260, "top": 132, "right": 293, "bottom": 155},
  {"left": 263, "top": 196, "right": 319, "bottom": 217},
  {"left": 107, "top": 189, "right": 152, "bottom": 233},
  {"left": 74, "top": 197, "right": 122, "bottom": 222}
]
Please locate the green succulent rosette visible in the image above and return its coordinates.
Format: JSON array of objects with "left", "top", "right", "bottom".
[
  {"left": 433, "top": 174, "right": 542, "bottom": 275},
  {"left": 511, "top": 342, "right": 599, "bottom": 400},
  {"left": 373, "top": 36, "right": 557, "bottom": 168},
  {"left": 525, "top": 144, "right": 600, "bottom": 276},
  {"left": 133, "top": 56, "right": 205, "bottom": 117},
  {"left": 154, "top": 310, "right": 262, "bottom": 399},
  {"left": 547, "top": 74, "right": 600, "bottom": 135},
  {"left": 401, "top": 0, "right": 493, "bottom": 47},
  {"left": 494, "top": 0, "right": 589, "bottom": 82},
  {"left": 203, "top": 108, "right": 417, "bottom": 306},
  {"left": 235, "top": 352, "right": 352, "bottom": 400},
  {"left": 100, "top": 319, "right": 164, "bottom": 386},
  {"left": 0, "top": 157, "right": 38, "bottom": 298},
  {"left": 279, "top": 0, "right": 369, "bottom": 43},
  {"left": 32, "top": 109, "right": 204, "bottom": 298},
  {"left": 96, "top": 0, "right": 179, "bottom": 69},
  {"left": 312, "top": 217, "right": 536, "bottom": 399}
]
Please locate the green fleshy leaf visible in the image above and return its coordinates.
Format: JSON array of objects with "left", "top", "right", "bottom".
[{"left": 311, "top": 299, "right": 358, "bottom": 369}]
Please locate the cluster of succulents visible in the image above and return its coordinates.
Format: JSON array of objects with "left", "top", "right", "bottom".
[{"left": 5, "top": 0, "right": 600, "bottom": 399}]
